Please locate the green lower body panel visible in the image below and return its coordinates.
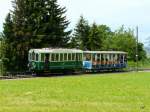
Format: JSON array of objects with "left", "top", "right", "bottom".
[{"left": 30, "top": 61, "right": 83, "bottom": 72}]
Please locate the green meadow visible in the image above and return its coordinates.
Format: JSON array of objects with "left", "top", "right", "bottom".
[{"left": 0, "top": 72, "right": 150, "bottom": 112}]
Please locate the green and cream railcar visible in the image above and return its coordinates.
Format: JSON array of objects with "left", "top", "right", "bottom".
[{"left": 28, "top": 48, "right": 83, "bottom": 74}]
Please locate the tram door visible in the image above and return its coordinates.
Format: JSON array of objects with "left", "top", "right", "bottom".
[{"left": 44, "top": 53, "right": 50, "bottom": 70}]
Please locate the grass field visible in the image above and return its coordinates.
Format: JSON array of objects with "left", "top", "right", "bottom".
[{"left": 0, "top": 72, "right": 150, "bottom": 112}]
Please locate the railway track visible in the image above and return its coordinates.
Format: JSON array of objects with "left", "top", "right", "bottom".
[
  {"left": 0, "top": 75, "right": 33, "bottom": 80},
  {"left": 0, "top": 69, "right": 150, "bottom": 80},
  {"left": 0, "top": 72, "right": 33, "bottom": 80}
]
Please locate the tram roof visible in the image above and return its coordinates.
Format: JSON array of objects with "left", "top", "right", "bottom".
[
  {"left": 29, "top": 48, "right": 83, "bottom": 53},
  {"left": 83, "top": 51, "right": 127, "bottom": 54}
]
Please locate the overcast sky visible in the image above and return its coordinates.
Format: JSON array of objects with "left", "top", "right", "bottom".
[{"left": 0, "top": 0, "right": 150, "bottom": 44}]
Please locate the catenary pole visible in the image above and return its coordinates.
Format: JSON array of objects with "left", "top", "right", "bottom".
[{"left": 136, "top": 26, "right": 138, "bottom": 72}]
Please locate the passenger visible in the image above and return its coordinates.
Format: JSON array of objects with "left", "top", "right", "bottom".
[{"left": 105, "top": 58, "right": 108, "bottom": 65}]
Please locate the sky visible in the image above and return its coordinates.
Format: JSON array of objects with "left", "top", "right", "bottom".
[{"left": 0, "top": 0, "right": 150, "bottom": 44}]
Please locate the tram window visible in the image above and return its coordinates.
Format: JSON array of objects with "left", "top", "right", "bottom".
[
  {"left": 64, "top": 53, "right": 67, "bottom": 61},
  {"left": 36, "top": 54, "right": 39, "bottom": 61},
  {"left": 114, "top": 54, "right": 118, "bottom": 63},
  {"left": 78, "top": 54, "right": 80, "bottom": 61},
  {"left": 76, "top": 54, "right": 78, "bottom": 60},
  {"left": 113, "top": 54, "right": 115, "bottom": 59},
  {"left": 120, "top": 55, "right": 123, "bottom": 63},
  {"left": 77, "top": 54, "right": 79, "bottom": 61},
  {"left": 53, "top": 54, "right": 56, "bottom": 61},
  {"left": 105, "top": 54, "right": 108, "bottom": 63},
  {"left": 76, "top": 53, "right": 79, "bottom": 61},
  {"left": 111, "top": 54, "right": 113, "bottom": 61},
  {"left": 45, "top": 53, "right": 50, "bottom": 62},
  {"left": 80, "top": 54, "right": 83, "bottom": 61},
  {"left": 115, "top": 54, "right": 117, "bottom": 60},
  {"left": 28, "top": 54, "right": 31, "bottom": 60},
  {"left": 109, "top": 54, "right": 111, "bottom": 61},
  {"left": 72, "top": 54, "right": 75, "bottom": 61},
  {"left": 79, "top": 54, "right": 81, "bottom": 61},
  {"left": 97, "top": 54, "right": 100, "bottom": 61},
  {"left": 60, "top": 53, "right": 63, "bottom": 61},
  {"left": 70, "top": 53, "right": 73, "bottom": 60},
  {"left": 68, "top": 53, "right": 71, "bottom": 61},
  {"left": 92, "top": 54, "right": 96, "bottom": 61},
  {"left": 29, "top": 53, "right": 32, "bottom": 60},
  {"left": 106, "top": 54, "right": 108, "bottom": 61},
  {"left": 105, "top": 54, "right": 107, "bottom": 59},
  {"left": 79, "top": 54, "right": 82, "bottom": 61},
  {"left": 121, "top": 55, "right": 123, "bottom": 59},
  {"left": 32, "top": 52, "right": 35, "bottom": 60},
  {"left": 117, "top": 54, "right": 119, "bottom": 61},
  {"left": 55, "top": 54, "right": 59, "bottom": 61},
  {"left": 51, "top": 54, "right": 55, "bottom": 61},
  {"left": 101, "top": 54, "right": 104, "bottom": 61},
  {"left": 85, "top": 53, "right": 91, "bottom": 61},
  {"left": 41, "top": 54, "right": 44, "bottom": 61},
  {"left": 124, "top": 55, "right": 127, "bottom": 62},
  {"left": 83, "top": 54, "right": 86, "bottom": 60}
]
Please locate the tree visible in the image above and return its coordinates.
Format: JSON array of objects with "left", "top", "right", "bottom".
[
  {"left": 3, "top": 0, "right": 71, "bottom": 71},
  {"left": 97, "top": 25, "right": 113, "bottom": 50},
  {"left": 0, "top": 33, "right": 3, "bottom": 59},
  {"left": 102, "top": 26, "right": 146, "bottom": 61},
  {"left": 145, "top": 37, "right": 150, "bottom": 57},
  {"left": 28, "top": 0, "right": 71, "bottom": 47},
  {"left": 2, "top": 13, "right": 15, "bottom": 71},
  {"left": 98, "top": 25, "right": 112, "bottom": 39},
  {"left": 71, "top": 16, "right": 90, "bottom": 50},
  {"left": 137, "top": 43, "right": 147, "bottom": 61},
  {"left": 69, "top": 36, "right": 79, "bottom": 48},
  {"left": 88, "top": 23, "right": 102, "bottom": 50}
]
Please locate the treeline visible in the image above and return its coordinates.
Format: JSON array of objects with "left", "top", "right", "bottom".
[
  {"left": 0, "top": 0, "right": 147, "bottom": 72},
  {"left": 69, "top": 16, "right": 146, "bottom": 61}
]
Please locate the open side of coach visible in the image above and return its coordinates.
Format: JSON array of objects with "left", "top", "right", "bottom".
[{"left": 83, "top": 51, "right": 127, "bottom": 72}]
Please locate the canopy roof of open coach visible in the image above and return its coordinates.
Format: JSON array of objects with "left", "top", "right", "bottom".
[{"left": 83, "top": 51, "right": 127, "bottom": 54}]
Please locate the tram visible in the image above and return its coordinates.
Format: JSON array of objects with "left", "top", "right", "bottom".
[
  {"left": 28, "top": 48, "right": 83, "bottom": 74},
  {"left": 28, "top": 48, "right": 127, "bottom": 74}
]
